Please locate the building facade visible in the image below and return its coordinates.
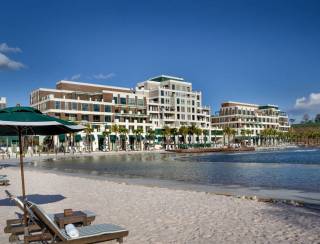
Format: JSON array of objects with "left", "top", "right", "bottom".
[
  {"left": 211, "top": 101, "right": 290, "bottom": 143},
  {"left": 136, "top": 75, "right": 211, "bottom": 130},
  {"left": 0, "top": 97, "right": 6, "bottom": 109},
  {"left": 30, "top": 75, "right": 212, "bottom": 150}
]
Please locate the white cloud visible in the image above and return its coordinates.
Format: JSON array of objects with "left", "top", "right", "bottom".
[
  {"left": 70, "top": 74, "right": 81, "bottom": 80},
  {"left": 0, "top": 43, "right": 21, "bottom": 53},
  {"left": 294, "top": 92, "right": 320, "bottom": 111},
  {"left": 92, "top": 73, "right": 115, "bottom": 80},
  {"left": 0, "top": 52, "right": 25, "bottom": 70}
]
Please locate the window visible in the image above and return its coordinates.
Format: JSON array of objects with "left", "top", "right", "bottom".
[
  {"left": 93, "top": 115, "right": 100, "bottom": 122},
  {"left": 113, "top": 97, "right": 118, "bottom": 104},
  {"left": 177, "top": 114, "right": 180, "bottom": 119},
  {"left": 172, "top": 84, "right": 175, "bottom": 90},
  {"left": 161, "top": 98, "right": 164, "bottom": 104},
  {"left": 105, "top": 105, "right": 111, "bottom": 112},
  {"left": 161, "top": 90, "right": 164, "bottom": 96},
  {"left": 93, "top": 104, "right": 100, "bottom": 112},
  {"left": 55, "top": 101, "right": 61, "bottom": 109},
  {"left": 137, "top": 99, "right": 144, "bottom": 106},
  {"left": 177, "top": 98, "right": 180, "bottom": 104},
  {"left": 81, "top": 115, "right": 89, "bottom": 121},
  {"left": 192, "top": 100, "right": 195, "bottom": 106},
  {"left": 105, "top": 115, "right": 112, "bottom": 122},
  {"left": 82, "top": 103, "right": 89, "bottom": 111},
  {"left": 72, "top": 102, "right": 77, "bottom": 110},
  {"left": 128, "top": 98, "right": 135, "bottom": 105},
  {"left": 120, "top": 97, "right": 126, "bottom": 105}
]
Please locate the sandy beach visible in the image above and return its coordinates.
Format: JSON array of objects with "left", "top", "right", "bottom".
[{"left": 0, "top": 167, "right": 319, "bottom": 244}]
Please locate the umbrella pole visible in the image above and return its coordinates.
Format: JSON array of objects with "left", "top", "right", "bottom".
[{"left": 18, "top": 128, "right": 28, "bottom": 229}]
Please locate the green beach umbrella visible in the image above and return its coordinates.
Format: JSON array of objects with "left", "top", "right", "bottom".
[{"left": 0, "top": 106, "right": 84, "bottom": 228}]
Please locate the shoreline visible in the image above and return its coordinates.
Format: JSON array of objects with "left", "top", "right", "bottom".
[
  {"left": 1, "top": 147, "right": 319, "bottom": 209},
  {"left": 0, "top": 167, "right": 319, "bottom": 243}
]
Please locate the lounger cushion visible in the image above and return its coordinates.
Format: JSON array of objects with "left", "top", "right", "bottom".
[{"left": 60, "top": 223, "right": 128, "bottom": 240}]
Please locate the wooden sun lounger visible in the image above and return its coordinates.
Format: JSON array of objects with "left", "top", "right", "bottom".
[
  {"left": 4, "top": 191, "right": 96, "bottom": 242},
  {"left": 0, "top": 175, "right": 9, "bottom": 185},
  {"left": 25, "top": 203, "right": 129, "bottom": 243}
]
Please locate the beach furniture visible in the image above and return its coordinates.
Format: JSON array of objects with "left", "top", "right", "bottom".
[
  {"left": 4, "top": 191, "right": 96, "bottom": 242},
  {"left": 24, "top": 203, "right": 129, "bottom": 243},
  {"left": 0, "top": 175, "right": 9, "bottom": 185}
]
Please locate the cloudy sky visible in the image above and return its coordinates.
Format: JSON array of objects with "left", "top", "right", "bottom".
[{"left": 0, "top": 0, "right": 320, "bottom": 121}]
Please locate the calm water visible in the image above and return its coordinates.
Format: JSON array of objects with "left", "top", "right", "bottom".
[{"left": 30, "top": 148, "right": 320, "bottom": 193}]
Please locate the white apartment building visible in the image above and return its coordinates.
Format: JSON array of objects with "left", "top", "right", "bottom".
[
  {"left": 0, "top": 97, "right": 6, "bottom": 109},
  {"left": 211, "top": 101, "right": 290, "bottom": 143},
  {"left": 30, "top": 75, "right": 212, "bottom": 150},
  {"left": 136, "top": 75, "right": 211, "bottom": 130}
]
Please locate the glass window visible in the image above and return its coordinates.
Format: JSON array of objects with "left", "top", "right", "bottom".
[
  {"left": 72, "top": 102, "right": 77, "bottom": 110},
  {"left": 113, "top": 97, "right": 118, "bottom": 104},
  {"left": 128, "top": 98, "right": 135, "bottom": 105},
  {"left": 104, "top": 105, "right": 111, "bottom": 112},
  {"left": 120, "top": 97, "right": 127, "bottom": 105},
  {"left": 81, "top": 114, "right": 89, "bottom": 121},
  {"left": 105, "top": 115, "right": 112, "bottom": 122},
  {"left": 137, "top": 99, "right": 144, "bottom": 106},
  {"left": 82, "top": 103, "right": 89, "bottom": 111},
  {"left": 93, "top": 104, "right": 100, "bottom": 112},
  {"left": 93, "top": 115, "right": 100, "bottom": 122},
  {"left": 55, "top": 101, "right": 61, "bottom": 109}
]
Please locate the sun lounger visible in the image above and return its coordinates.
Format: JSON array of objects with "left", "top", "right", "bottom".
[
  {"left": 0, "top": 175, "right": 9, "bottom": 185},
  {"left": 25, "top": 203, "right": 129, "bottom": 243},
  {"left": 4, "top": 191, "right": 97, "bottom": 242}
]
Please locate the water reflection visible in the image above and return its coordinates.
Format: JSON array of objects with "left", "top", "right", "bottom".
[{"left": 29, "top": 149, "right": 320, "bottom": 193}]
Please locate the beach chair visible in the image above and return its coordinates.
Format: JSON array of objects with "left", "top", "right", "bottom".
[
  {"left": 25, "top": 203, "right": 129, "bottom": 243},
  {"left": 0, "top": 175, "right": 9, "bottom": 185},
  {"left": 4, "top": 191, "right": 96, "bottom": 242}
]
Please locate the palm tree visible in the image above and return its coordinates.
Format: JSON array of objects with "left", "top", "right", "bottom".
[
  {"left": 203, "top": 130, "right": 209, "bottom": 145},
  {"left": 102, "top": 128, "right": 111, "bottom": 151},
  {"left": 146, "top": 129, "right": 155, "bottom": 150},
  {"left": 119, "top": 126, "right": 128, "bottom": 150},
  {"left": 230, "top": 128, "right": 236, "bottom": 144},
  {"left": 195, "top": 127, "right": 202, "bottom": 144},
  {"left": 84, "top": 124, "right": 93, "bottom": 152},
  {"left": 179, "top": 126, "right": 189, "bottom": 144},
  {"left": 240, "top": 129, "right": 246, "bottom": 145},
  {"left": 245, "top": 129, "right": 252, "bottom": 145},
  {"left": 111, "top": 124, "right": 119, "bottom": 151},
  {"left": 171, "top": 128, "right": 178, "bottom": 148},
  {"left": 188, "top": 123, "right": 197, "bottom": 144},
  {"left": 163, "top": 126, "right": 171, "bottom": 149},
  {"left": 133, "top": 127, "right": 144, "bottom": 150},
  {"left": 223, "top": 127, "right": 232, "bottom": 146}
]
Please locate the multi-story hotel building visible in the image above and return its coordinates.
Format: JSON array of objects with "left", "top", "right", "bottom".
[
  {"left": 211, "top": 101, "right": 290, "bottom": 143},
  {"left": 136, "top": 75, "right": 211, "bottom": 130},
  {"left": 30, "top": 75, "right": 212, "bottom": 149},
  {"left": 0, "top": 97, "right": 6, "bottom": 109}
]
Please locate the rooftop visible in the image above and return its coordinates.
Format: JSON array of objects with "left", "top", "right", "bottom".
[{"left": 149, "top": 75, "right": 184, "bottom": 82}]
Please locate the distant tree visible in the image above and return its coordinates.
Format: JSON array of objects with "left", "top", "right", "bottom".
[
  {"left": 315, "top": 114, "right": 320, "bottom": 123},
  {"left": 302, "top": 114, "right": 310, "bottom": 124}
]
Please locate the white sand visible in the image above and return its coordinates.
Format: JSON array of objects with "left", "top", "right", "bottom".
[{"left": 0, "top": 168, "right": 319, "bottom": 244}]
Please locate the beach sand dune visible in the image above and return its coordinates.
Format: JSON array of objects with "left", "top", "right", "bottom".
[{"left": 0, "top": 168, "right": 319, "bottom": 243}]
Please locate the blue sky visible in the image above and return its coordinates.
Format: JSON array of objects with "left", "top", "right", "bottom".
[{"left": 0, "top": 0, "right": 320, "bottom": 121}]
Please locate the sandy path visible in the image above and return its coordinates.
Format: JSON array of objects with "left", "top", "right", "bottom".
[{"left": 0, "top": 168, "right": 319, "bottom": 243}]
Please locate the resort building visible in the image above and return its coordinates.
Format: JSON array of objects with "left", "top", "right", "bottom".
[
  {"left": 211, "top": 101, "right": 290, "bottom": 144},
  {"left": 136, "top": 75, "right": 211, "bottom": 130},
  {"left": 0, "top": 97, "right": 6, "bottom": 109},
  {"left": 30, "top": 75, "right": 212, "bottom": 150}
]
